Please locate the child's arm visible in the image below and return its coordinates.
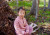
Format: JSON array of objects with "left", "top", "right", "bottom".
[
  {"left": 26, "top": 22, "right": 29, "bottom": 33},
  {"left": 25, "top": 19, "right": 29, "bottom": 33},
  {"left": 14, "top": 18, "right": 23, "bottom": 35}
]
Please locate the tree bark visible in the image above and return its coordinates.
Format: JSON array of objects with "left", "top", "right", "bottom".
[
  {"left": 28, "top": 0, "right": 36, "bottom": 15},
  {"left": 15, "top": 0, "right": 18, "bottom": 11},
  {"left": 35, "top": 0, "right": 39, "bottom": 19},
  {"left": 48, "top": 0, "right": 50, "bottom": 9},
  {"left": 43, "top": 0, "right": 46, "bottom": 11},
  {"left": 27, "top": 0, "right": 39, "bottom": 17}
]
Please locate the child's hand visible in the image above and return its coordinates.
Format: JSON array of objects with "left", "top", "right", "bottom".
[
  {"left": 22, "top": 31, "right": 26, "bottom": 35},
  {"left": 24, "top": 32, "right": 26, "bottom": 35},
  {"left": 26, "top": 32, "right": 29, "bottom": 34},
  {"left": 24, "top": 32, "right": 29, "bottom": 35},
  {"left": 18, "top": 34, "right": 23, "bottom": 35}
]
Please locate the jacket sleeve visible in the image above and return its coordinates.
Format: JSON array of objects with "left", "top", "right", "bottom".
[
  {"left": 25, "top": 19, "right": 29, "bottom": 33},
  {"left": 14, "top": 18, "right": 23, "bottom": 35}
]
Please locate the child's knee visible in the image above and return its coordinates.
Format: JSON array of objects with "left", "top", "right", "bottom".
[{"left": 29, "top": 26, "right": 33, "bottom": 34}]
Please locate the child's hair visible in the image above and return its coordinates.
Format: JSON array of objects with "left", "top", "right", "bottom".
[{"left": 17, "top": 7, "right": 26, "bottom": 14}]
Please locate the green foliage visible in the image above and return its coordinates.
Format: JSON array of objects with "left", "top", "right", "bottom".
[
  {"left": 8, "top": 1, "right": 32, "bottom": 7},
  {"left": 29, "top": 15, "right": 36, "bottom": 22},
  {"left": 8, "top": 0, "right": 50, "bottom": 23},
  {"left": 8, "top": 1, "right": 17, "bottom": 6},
  {"left": 18, "top": 1, "right": 32, "bottom": 7},
  {"left": 8, "top": 0, "right": 48, "bottom": 8}
]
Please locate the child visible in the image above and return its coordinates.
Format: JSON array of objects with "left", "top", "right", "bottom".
[{"left": 14, "top": 7, "right": 33, "bottom": 35}]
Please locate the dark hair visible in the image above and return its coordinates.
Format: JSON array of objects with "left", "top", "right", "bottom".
[{"left": 17, "top": 7, "right": 26, "bottom": 14}]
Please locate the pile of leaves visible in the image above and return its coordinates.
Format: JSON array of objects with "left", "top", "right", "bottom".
[
  {"left": 0, "top": 0, "right": 17, "bottom": 35},
  {"left": 38, "top": 22, "right": 50, "bottom": 35},
  {"left": 42, "top": 23, "right": 50, "bottom": 33}
]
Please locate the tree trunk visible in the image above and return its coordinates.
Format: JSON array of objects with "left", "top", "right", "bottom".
[
  {"left": 28, "top": 0, "right": 36, "bottom": 15},
  {"left": 16, "top": 0, "right": 18, "bottom": 11},
  {"left": 43, "top": 0, "right": 46, "bottom": 11},
  {"left": 35, "top": 0, "right": 39, "bottom": 19},
  {"left": 48, "top": 0, "right": 50, "bottom": 9},
  {"left": 27, "top": 0, "right": 39, "bottom": 17},
  {"left": 16, "top": 0, "right": 18, "bottom": 7}
]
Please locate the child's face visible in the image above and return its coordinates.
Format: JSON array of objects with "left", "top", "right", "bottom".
[{"left": 18, "top": 9, "right": 25, "bottom": 17}]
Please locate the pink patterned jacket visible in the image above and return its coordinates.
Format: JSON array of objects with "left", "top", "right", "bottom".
[{"left": 14, "top": 16, "right": 29, "bottom": 35}]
